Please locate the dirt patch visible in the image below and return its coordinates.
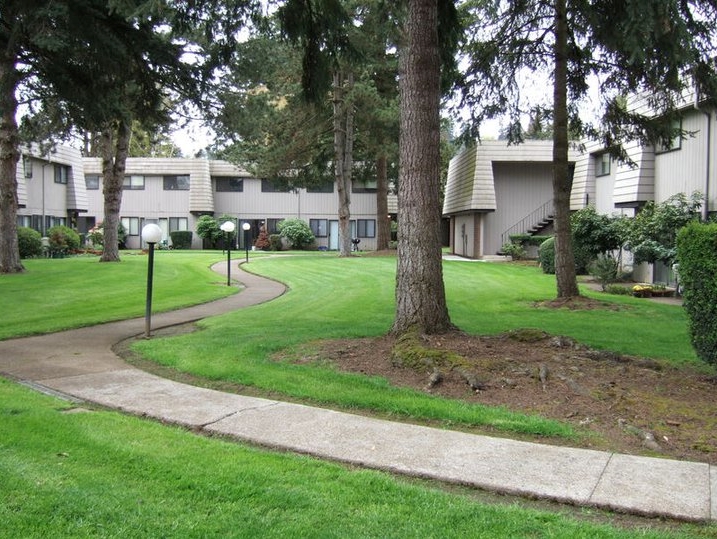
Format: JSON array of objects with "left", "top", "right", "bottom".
[{"left": 308, "top": 330, "right": 717, "bottom": 464}]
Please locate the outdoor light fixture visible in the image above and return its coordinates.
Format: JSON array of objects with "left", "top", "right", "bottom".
[
  {"left": 141, "top": 223, "right": 163, "bottom": 338},
  {"left": 242, "top": 222, "right": 251, "bottom": 263},
  {"left": 220, "top": 220, "right": 236, "bottom": 286}
]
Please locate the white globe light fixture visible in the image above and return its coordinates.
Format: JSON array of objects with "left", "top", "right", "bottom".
[
  {"left": 141, "top": 223, "right": 163, "bottom": 338},
  {"left": 220, "top": 220, "right": 236, "bottom": 286},
  {"left": 141, "top": 223, "right": 162, "bottom": 245},
  {"left": 242, "top": 222, "right": 251, "bottom": 263}
]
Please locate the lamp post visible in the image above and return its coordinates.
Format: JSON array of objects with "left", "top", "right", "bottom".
[
  {"left": 242, "top": 222, "right": 251, "bottom": 263},
  {"left": 141, "top": 223, "right": 163, "bottom": 338},
  {"left": 220, "top": 220, "right": 236, "bottom": 286}
]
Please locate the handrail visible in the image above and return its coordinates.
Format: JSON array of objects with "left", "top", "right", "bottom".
[{"left": 500, "top": 199, "right": 554, "bottom": 247}]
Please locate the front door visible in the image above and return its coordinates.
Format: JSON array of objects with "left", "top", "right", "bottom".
[{"left": 329, "top": 220, "right": 339, "bottom": 250}]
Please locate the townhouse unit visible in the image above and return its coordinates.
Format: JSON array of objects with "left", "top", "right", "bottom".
[
  {"left": 17, "top": 147, "right": 391, "bottom": 251},
  {"left": 443, "top": 97, "right": 716, "bottom": 282}
]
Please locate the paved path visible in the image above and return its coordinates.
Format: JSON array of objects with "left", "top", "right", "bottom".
[{"left": 1, "top": 261, "right": 714, "bottom": 522}]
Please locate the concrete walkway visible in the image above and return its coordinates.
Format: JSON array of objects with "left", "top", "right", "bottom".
[{"left": 1, "top": 261, "right": 714, "bottom": 522}]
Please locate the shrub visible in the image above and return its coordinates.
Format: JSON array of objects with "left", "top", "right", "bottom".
[
  {"left": 508, "top": 234, "right": 551, "bottom": 247},
  {"left": 278, "top": 218, "right": 315, "bottom": 250},
  {"left": 589, "top": 254, "right": 618, "bottom": 291},
  {"left": 269, "top": 234, "right": 283, "bottom": 251},
  {"left": 17, "top": 227, "right": 43, "bottom": 258},
  {"left": 501, "top": 242, "right": 527, "bottom": 260},
  {"left": 604, "top": 284, "right": 632, "bottom": 296},
  {"left": 169, "top": 231, "right": 193, "bottom": 249},
  {"left": 196, "top": 215, "right": 222, "bottom": 247},
  {"left": 676, "top": 221, "right": 717, "bottom": 365},
  {"left": 47, "top": 225, "right": 81, "bottom": 257},
  {"left": 538, "top": 237, "right": 555, "bottom": 274},
  {"left": 626, "top": 192, "right": 702, "bottom": 266},
  {"left": 86, "top": 222, "right": 127, "bottom": 249},
  {"left": 87, "top": 225, "right": 104, "bottom": 247},
  {"left": 254, "top": 226, "right": 271, "bottom": 250}
]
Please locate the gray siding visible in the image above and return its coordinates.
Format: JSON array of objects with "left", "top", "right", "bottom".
[
  {"left": 483, "top": 161, "right": 553, "bottom": 255},
  {"left": 655, "top": 110, "right": 713, "bottom": 205},
  {"left": 17, "top": 144, "right": 87, "bottom": 227}
]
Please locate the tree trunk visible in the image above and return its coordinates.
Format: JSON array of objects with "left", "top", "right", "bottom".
[
  {"left": 552, "top": 0, "right": 580, "bottom": 298},
  {"left": 0, "top": 47, "right": 24, "bottom": 274},
  {"left": 100, "top": 121, "right": 131, "bottom": 262},
  {"left": 334, "top": 70, "right": 354, "bottom": 257},
  {"left": 376, "top": 154, "right": 390, "bottom": 251},
  {"left": 391, "top": 0, "right": 453, "bottom": 335}
]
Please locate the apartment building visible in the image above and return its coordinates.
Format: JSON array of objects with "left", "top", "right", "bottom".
[
  {"left": 443, "top": 95, "right": 715, "bottom": 273},
  {"left": 17, "top": 147, "right": 389, "bottom": 251}
]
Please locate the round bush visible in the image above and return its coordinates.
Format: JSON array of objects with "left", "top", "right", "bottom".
[
  {"left": 17, "top": 227, "right": 43, "bottom": 258},
  {"left": 538, "top": 237, "right": 555, "bottom": 274},
  {"left": 277, "top": 218, "right": 315, "bottom": 250},
  {"left": 47, "top": 225, "right": 81, "bottom": 256}
]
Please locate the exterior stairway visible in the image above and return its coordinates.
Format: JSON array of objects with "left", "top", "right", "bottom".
[{"left": 498, "top": 200, "right": 554, "bottom": 254}]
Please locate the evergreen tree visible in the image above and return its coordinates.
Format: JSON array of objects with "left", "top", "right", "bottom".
[{"left": 457, "top": 0, "right": 717, "bottom": 298}]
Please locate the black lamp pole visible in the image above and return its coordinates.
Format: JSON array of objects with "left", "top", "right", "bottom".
[
  {"left": 144, "top": 241, "right": 156, "bottom": 338},
  {"left": 142, "top": 223, "right": 162, "bottom": 338},
  {"left": 244, "top": 224, "right": 250, "bottom": 263},
  {"left": 220, "top": 221, "right": 236, "bottom": 286},
  {"left": 226, "top": 234, "right": 232, "bottom": 286}
]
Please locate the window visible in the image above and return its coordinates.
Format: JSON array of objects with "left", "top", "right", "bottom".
[
  {"left": 310, "top": 219, "right": 328, "bottom": 237},
  {"left": 357, "top": 219, "right": 376, "bottom": 238},
  {"left": 215, "top": 177, "right": 244, "bottom": 192},
  {"left": 121, "top": 217, "right": 140, "bottom": 236},
  {"left": 352, "top": 179, "right": 377, "bottom": 193},
  {"left": 595, "top": 153, "right": 611, "bottom": 177},
  {"left": 23, "top": 156, "right": 32, "bottom": 179},
  {"left": 123, "top": 175, "right": 145, "bottom": 190},
  {"left": 656, "top": 119, "right": 682, "bottom": 153},
  {"left": 16, "top": 215, "right": 31, "bottom": 228},
  {"left": 266, "top": 218, "right": 284, "bottom": 234},
  {"left": 307, "top": 182, "right": 334, "bottom": 193},
  {"left": 54, "top": 165, "right": 69, "bottom": 184},
  {"left": 169, "top": 217, "right": 188, "bottom": 232},
  {"left": 262, "top": 179, "right": 291, "bottom": 192},
  {"left": 164, "top": 175, "right": 190, "bottom": 190},
  {"left": 85, "top": 175, "right": 100, "bottom": 190}
]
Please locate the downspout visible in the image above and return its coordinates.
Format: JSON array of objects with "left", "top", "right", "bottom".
[{"left": 703, "top": 110, "right": 711, "bottom": 220}]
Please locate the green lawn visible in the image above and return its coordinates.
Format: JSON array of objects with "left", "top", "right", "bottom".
[
  {"left": 131, "top": 254, "right": 698, "bottom": 439},
  {"left": 1, "top": 377, "right": 709, "bottom": 538},
  {"left": 1, "top": 252, "right": 712, "bottom": 537},
  {"left": 0, "top": 252, "right": 236, "bottom": 340}
]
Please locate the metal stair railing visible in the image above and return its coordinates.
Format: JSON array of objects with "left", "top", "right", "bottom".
[{"left": 500, "top": 199, "right": 554, "bottom": 248}]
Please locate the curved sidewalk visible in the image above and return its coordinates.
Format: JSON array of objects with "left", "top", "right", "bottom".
[{"left": 0, "top": 261, "right": 714, "bottom": 523}]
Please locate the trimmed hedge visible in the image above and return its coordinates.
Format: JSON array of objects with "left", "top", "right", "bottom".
[
  {"left": 538, "top": 237, "right": 555, "bottom": 274},
  {"left": 17, "top": 227, "right": 43, "bottom": 258},
  {"left": 508, "top": 234, "right": 552, "bottom": 247},
  {"left": 676, "top": 221, "right": 717, "bottom": 365},
  {"left": 170, "top": 230, "right": 193, "bottom": 249}
]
